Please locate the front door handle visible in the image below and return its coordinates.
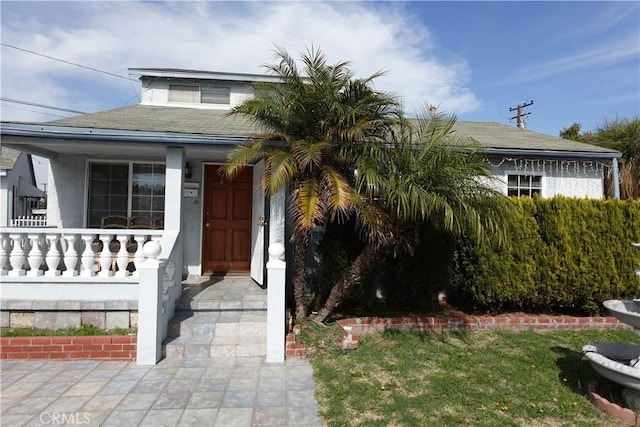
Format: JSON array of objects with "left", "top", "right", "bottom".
[
  {"left": 257, "top": 216, "right": 267, "bottom": 227},
  {"left": 205, "top": 222, "right": 210, "bottom": 227}
]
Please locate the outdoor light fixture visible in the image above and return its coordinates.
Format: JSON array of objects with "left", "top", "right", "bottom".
[{"left": 185, "top": 162, "right": 193, "bottom": 180}]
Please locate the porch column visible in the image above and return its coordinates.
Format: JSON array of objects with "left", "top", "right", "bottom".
[
  {"left": 164, "top": 147, "right": 185, "bottom": 231},
  {"left": 612, "top": 157, "right": 620, "bottom": 199},
  {"left": 164, "top": 147, "right": 184, "bottom": 287},
  {"left": 266, "top": 243, "right": 286, "bottom": 363}
]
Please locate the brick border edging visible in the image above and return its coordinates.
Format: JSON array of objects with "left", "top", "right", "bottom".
[
  {"left": 0, "top": 335, "right": 137, "bottom": 361},
  {"left": 284, "top": 314, "right": 628, "bottom": 355},
  {"left": 587, "top": 384, "right": 640, "bottom": 426}
]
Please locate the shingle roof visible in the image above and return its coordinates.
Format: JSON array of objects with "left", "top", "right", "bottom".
[
  {"left": 44, "top": 105, "right": 617, "bottom": 155},
  {"left": 47, "top": 105, "right": 260, "bottom": 136},
  {"left": 1, "top": 146, "right": 21, "bottom": 170}
]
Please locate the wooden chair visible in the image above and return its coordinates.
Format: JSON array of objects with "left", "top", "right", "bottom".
[
  {"left": 129, "top": 215, "right": 154, "bottom": 229},
  {"left": 100, "top": 215, "right": 129, "bottom": 229}
]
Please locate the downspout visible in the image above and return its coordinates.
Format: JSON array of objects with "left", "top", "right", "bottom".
[{"left": 612, "top": 157, "right": 620, "bottom": 199}]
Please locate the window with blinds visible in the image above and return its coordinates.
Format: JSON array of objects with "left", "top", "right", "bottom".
[{"left": 168, "top": 84, "right": 230, "bottom": 105}]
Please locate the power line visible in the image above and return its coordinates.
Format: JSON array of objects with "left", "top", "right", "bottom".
[
  {"left": 1, "top": 97, "right": 88, "bottom": 114},
  {"left": 1, "top": 43, "right": 138, "bottom": 82}
]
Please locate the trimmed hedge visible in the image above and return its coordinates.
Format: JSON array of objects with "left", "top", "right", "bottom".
[{"left": 451, "top": 197, "right": 640, "bottom": 315}]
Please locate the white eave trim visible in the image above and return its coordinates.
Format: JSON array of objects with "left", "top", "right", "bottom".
[
  {"left": 480, "top": 148, "right": 622, "bottom": 160},
  {"left": 0, "top": 123, "right": 252, "bottom": 146}
]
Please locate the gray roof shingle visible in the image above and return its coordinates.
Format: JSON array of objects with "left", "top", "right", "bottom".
[{"left": 43, "top": 105, "right": 617, "bottom": 155}]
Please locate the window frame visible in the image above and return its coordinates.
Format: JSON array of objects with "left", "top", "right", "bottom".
[
  {"left": 168, "top": 83, "right": 231, "bottom": 106},
  {"left": 85, "top": 160, "right": 166, "bottom": 228},
  {"left": 505, "top": 171, "right": 544, "bottom": 198}
]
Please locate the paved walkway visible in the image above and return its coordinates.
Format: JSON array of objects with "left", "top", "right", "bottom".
[{"left": 0, "top": 356, "right": 323, "bottom": 426}]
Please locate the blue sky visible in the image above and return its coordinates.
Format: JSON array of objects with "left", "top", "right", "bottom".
[{"left": 1, "top": 1, "right": 638, "bottom": 140}]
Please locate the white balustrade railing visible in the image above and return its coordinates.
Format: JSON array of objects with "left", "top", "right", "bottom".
[
  {"left": 10, "top": 216, "right": 48, "bottom": 227},
  {"left": 0, "top": 228, "right": 164, "bottom": 278}
]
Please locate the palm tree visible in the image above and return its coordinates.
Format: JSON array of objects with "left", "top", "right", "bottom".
[
  {"left": 310, "top": 108, "right": 512, "bottom": 323},
  {"left": 224, "top": 46, "right": 402, "bottom": 318}
]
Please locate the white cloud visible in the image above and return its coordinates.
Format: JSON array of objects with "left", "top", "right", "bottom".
[{"left": 1, "top": 1, "right": 478, "bottom": 122}]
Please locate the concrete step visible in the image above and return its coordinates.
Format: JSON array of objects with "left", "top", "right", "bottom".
[{"left": 162, "top": 309, "right": 267, "bottom": 359}]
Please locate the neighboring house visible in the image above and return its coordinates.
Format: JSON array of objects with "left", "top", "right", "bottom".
[
  {"left": 0, "top": 68, "right": 622, "bottom": 364},
  {"left": 450, "top": 121, "right": 621, "bottom": 199},
  {"left": 0, "top": 146, "right": 46, "bottom": 226}
]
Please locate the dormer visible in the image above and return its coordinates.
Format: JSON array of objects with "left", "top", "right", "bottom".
[{"left": 128, "top": 68, "right": 282, "bottom": 110}]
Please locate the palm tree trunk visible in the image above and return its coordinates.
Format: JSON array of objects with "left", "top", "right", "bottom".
[
  {"left": 311, "top": 241, "right": 388, "bottom": 324},
  {"left": 292, "top": 229, "right": 311, "bottom": 319}
]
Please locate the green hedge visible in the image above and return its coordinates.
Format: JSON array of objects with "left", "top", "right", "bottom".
[{"left": 450, "top": 197, "right": 640, "bottom": 315}]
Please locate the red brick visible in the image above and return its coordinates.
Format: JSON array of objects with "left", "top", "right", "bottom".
[
  {"left": 49, "top": 352, "right": 68, "bottom": 359},
  {"left": 51, "top": 337, "right": 73, "bottom": 345},
  {"left": 30, "top": 337, "right": 52, "bottom": 345},
  {"left": 89, "top": 351, "right": 110, "bottom": 358},
  {"left": 90, "top": 337, "right": 112, "bottom": 344},
  {"left": 111, "top": 336, "right": 135, "bottom": 344},
  {"left": 82, "top": 344, "right": 104, "bottom": 352},
  {"left": 7, "top": 338, "right": 31, "bottom": 345},
  {"left": 2, "top": 346, "right": 23, "bottom": 353},
  {"left": 121, "top": 344, "right": 136, "bottom": 351},
  {"left": 70, "top": 337, "right": 93, "bottom": 344},
  {"left": 41, "top": 345, "right": 63, "bottom": 352},
  {"left": 28, "top": 353, "right": 48, "bottom": 359},
  {"left": 63, "top": 345, "right": 84, "bottom": 352},
  {"left": 69, "top": 351, "right": 91, "bottom": 359},
  {"left": 108, "top": 351, "right": 130, "bottom": 358},
  {"left": 103, "top": 344, "right": 124, "bottom": 351},
  {"left": 6, "top": 353, "right": 29, "bottom": 359},
  {"left": 27, "top": 346, "right": 44, "bottom": 353}
]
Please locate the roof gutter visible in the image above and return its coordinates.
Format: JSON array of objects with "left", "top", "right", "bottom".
[
  {"left": 0, "top": 123, "right": 252, "bottom": 147},
  {"left": 480, "top": 148, "right": 622, "bottom": 160}
]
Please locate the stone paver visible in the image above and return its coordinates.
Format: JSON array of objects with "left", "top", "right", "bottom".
[
  {"left": 0, "top": 277, "right": 323, "bottom": 426},
  {"left": 0, "top": 357, "right": 322, "bottom": 426}
]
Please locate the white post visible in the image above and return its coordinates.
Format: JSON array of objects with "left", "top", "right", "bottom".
[
  {"left": 266, "top": 243, "right": 286, "bottom": 363},
  {"left": 8, "top": 233, "right": 26, "bottom": 276},
  {"left": 44, "top": 233, "right": 61, "bottom": 276},
  {"left": 80, "top": 234, "right": 96, "bottom": 277},
  {"left": 26, "top": 233, "right": 44, "bottom": 277},
  {"left": 62, "top": 234, "right": 79, "bottom": 277},
  {"left": 0, "top": 233, "right": 9, "bottom": 275},
  {"left": 137, "top": 240, "right": 163, "bottom": 365},
  {"left": 115, "top": 234, "right": 130, "bottom": 277},
  {"left": 98, "top": 235, "right": 114, "bottom": 277}
]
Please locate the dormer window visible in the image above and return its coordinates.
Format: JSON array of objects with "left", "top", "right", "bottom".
[{"left": 169, "top": 84, "right": 230, "bottom": 105}]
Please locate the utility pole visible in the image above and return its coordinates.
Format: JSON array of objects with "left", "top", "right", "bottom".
[{"left": 509, "top": 100, "right": 534, "bottom": 129}]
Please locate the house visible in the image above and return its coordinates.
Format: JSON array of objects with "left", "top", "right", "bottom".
[
  {"left": 0, "top": 68, "right": 622, "bottom": 364},
  {"left": 450, "top": 121, "right": 621, "bottom": 199},
  {"left": 1, "top": 147, "right": 46, "bottom": 226}
]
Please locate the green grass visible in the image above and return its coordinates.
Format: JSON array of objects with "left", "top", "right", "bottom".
[
  {"left": 0, "top": 325, "right": 137, "bottom": 337},
  {"left": 305, "top": 327, "right": 637, "bottom": 426}
]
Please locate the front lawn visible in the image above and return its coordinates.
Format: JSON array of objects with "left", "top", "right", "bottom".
[{"left": 308, "top": 328, "right": 637, "bottom": 426}]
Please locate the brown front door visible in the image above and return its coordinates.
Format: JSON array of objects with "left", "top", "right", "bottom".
[{"left": 202, "top": 165, "right": 252, "bottom": 273}]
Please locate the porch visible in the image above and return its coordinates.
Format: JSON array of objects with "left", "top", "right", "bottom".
[{"left": 0, "top": 226, "right": 287, "bottom": 365}]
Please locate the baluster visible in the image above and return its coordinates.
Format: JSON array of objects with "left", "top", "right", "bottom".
[
  {"left": 0, "top": 233, "right": 10, "bottom": 275},
  {"left": 27, "top": 233, "right": 44, "bottom": 276},
  {"left": 62, "top": 234, "right": 79, "bottom": 277},
  {"left": 98, "top": 234, "right": 114, "bottom": 277},
  {"left": 8, "top": 233, "right": 26, "bottom": 276},
  {"left": 45, "top": 233, "right": 62, "bottom": 277},
  {"left": 80, "top": 234, "right": 97, "bottom": 277},
  {"left": 115, "top": 234, "right": 130, "bottom": 277},
  {"left": 132, "top": 234, "right": 146, "bottom": 277}
]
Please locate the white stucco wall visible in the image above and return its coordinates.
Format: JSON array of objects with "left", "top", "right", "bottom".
[
  {"left": 140, "top": 80, "right": 253, "bottom": 110},
  {"left": 47, "top": 156, "right": 87, "bottom": 227},
  {"left": 487, "top": 156, "right": 605, "bottom": 199}
]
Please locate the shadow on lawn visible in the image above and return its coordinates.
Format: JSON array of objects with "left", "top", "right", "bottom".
[{"left": 552, "top": 345, "right": 625, "bottom": 405}]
